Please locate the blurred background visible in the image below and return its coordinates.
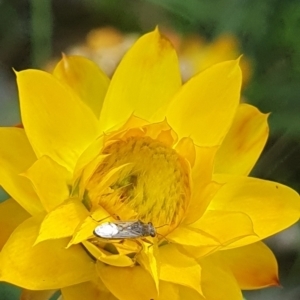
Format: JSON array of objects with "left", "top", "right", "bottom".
[{"left": 0, "top": 0, "right": 300, "bottom": 299}]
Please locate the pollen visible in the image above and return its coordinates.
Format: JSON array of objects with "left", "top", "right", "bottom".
[{"left": 86, "top": 136, "right": 191, "bottom": 232}]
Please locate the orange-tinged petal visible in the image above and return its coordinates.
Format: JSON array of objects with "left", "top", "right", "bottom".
[
  {"left": 214, "top": 104, "right": 269, "bottom": 175},
  {"left": 0, "top": 216, "right": 95, "bottom": 289},
  {"left": 0, "top": 199, "right": 30, "bottom": 250},
  {"left": 159, "top": 244, "right": 202, "bottom": 295},
  {"left": 199, "top": 255, "right": 243, "bottom": 300},
  {"left": 97, "top": 262, "right": 158, "bottom": 300},
  {"left": 189, "top": 210, "right": 256, "bottom": 248},
  {"left": 53, "top": 55, "right": 110, "bottom": 118},
  {"left": 210, "top": 175, "right": 300, "bottom": 248},
  {"left": 17, "top": 69, "right": 100, "bottom": 171},
  {"left": 82, "top": 241, "right": 134, "bottom": 267},
  {"left": 99, "top": 28, "right": 181, "bottom": 131},
  {"left": 0, "top": 127, "right": 42, "bottom": 215},
  {"left": 221, "top": 242, "right": 279, "bottom": 289},
  {"left": 166, "top": 59, "right": 242, "bottom": 146},
  {"left": 21, "top": 156, "right": 71, "bottom": 212},
  {"left": 35, "top": 198, "right": 89, "bottom": 244},
  {"left": 20, "top": 289, "right": 56, "bottom": 300}
]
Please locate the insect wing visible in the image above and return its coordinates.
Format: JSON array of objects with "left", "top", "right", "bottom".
[{"left": 112, "top": 221, "right": 144, "bottom": 239}]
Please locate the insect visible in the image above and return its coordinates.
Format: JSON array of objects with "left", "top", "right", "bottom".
[{"left": 93, "top": 220, "right": 156, "bottom": 239}]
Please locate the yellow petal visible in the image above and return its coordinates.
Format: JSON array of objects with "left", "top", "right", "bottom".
[
  {"left": 159, "top": 281, "right": 180, "bottom": 300},
  {"left": 175, "top": 137, "right": 196, "bottom": 168},
  {"left": 184, "top": 146, "right": 220, "bottom": 224},
  {"left": 0, "top": 199, "right": 30, "bottom": 250},
  {"left": 61, "top": 281, "right": 118, "bottom": 300},
  {"left": 159, "top": 244, "right": 202, "bottom": 295},
  {"left": 75, "top": 154, "right": 108, "bottom": 200},
  {"left": 221, "top": 242, "right": 279, "bottom": 289},
  {"left": 68, "top": 207, "right": 110, "bottom": 247},
  {"left": 166, "top": 59, "right": 242, "bottom": 146},
  {"left": 17, "top": 69, "right": 100, "bottom": 171},
  {"left": 189, "top": 210, "right": 256, "bottom": 248},
  {"left": 53, "top": 55, "right": 110, "bottom": 118},
  {"left": 136, "top": 241, "right": 159, "bottom": 291},
  {"left": 35, "top": 198, "right": 89, "bottom": 244},
  {"left": 167, "top": 225, "right": 220, "bottom": 249},
  {"left": 72, "top": 135, "right": 104, "bottom": 186},
  {"left": 214, "top": 104, "right": 269, "bottom": 175},
  {"left": 0, "top": 127, "right": 42, "bottom": 215},
  {"left": 20, "top": 289, "right": 56, "bottom": 300},
  {"left": 178, "top": 286, "right": 205, "bottom": 300},
  {"left": 210, "top": 175, "right": 300, "bottom": 248},
  {"left": 99, "top": 28, "right": 181, "bottom": 131},
  {"left": 22, "top": 156, "right": 71, "bottom": 212},
  {"left": 0, "top": 216, "right": 95, "bottom": 289},
  {"left": 199, "top": 255, "right": 243, "bottom": 300},
  {"left": 97, "top": 262, "right": 158, "bottom": 300},
  {"left": 82, "top": 241, "right": 134, "bottom": 267}
]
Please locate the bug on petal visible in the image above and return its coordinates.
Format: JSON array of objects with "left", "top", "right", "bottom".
[{"left": 93, "top": 220, "right": 156, "bottom": 239}]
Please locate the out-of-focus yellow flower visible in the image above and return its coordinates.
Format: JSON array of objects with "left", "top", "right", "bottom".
[
  {"left": 46, "top": 26, "right": 251, "bottom": 85},
  {"left": 0, "top": 29, "right": 299, "bottom": 300},
  {"left": 172, "top": 33, "right": 252, "bottom": 84}
]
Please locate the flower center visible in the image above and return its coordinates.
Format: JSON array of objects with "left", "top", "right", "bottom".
[{"left": 86, "top": 136, "right": 191, "bottom": 232}]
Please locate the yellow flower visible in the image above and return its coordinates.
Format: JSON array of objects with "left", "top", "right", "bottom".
[
  {"left": 176, "top": 33, "right": 252, "bottom": 84},
  {"left": 0, "top": 28, "right": 299, "bottom": 300}
]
